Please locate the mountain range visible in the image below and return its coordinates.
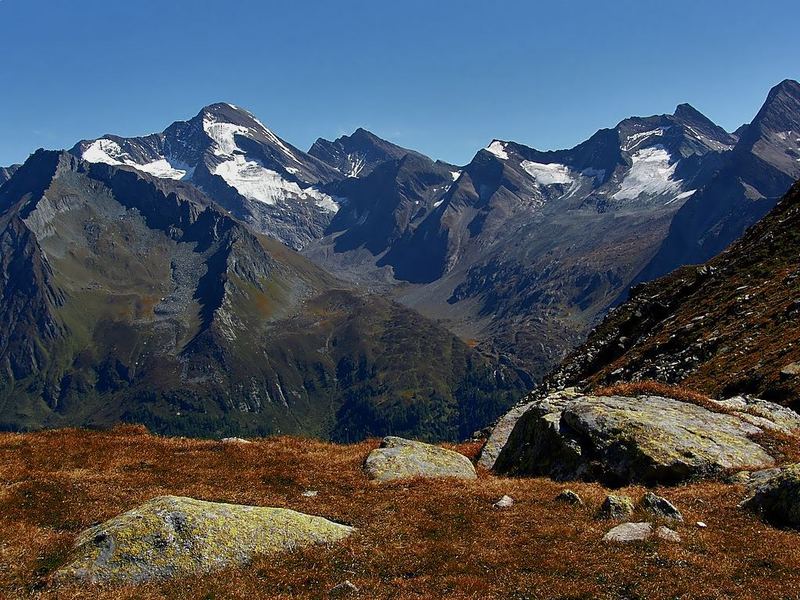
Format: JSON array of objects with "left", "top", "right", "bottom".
[
  {"left": 0, "top": 151, "right": 521, "bottom": 439},
  {"left": 1, "top": 79, "right": 799, "bottom": 438}
]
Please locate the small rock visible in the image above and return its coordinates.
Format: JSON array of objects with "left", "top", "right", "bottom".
[
  {"left": 556, "top": 489, "right": 584, "bottom": 506},
  {"left": 696, "top": 521, "right": 707, "bottom": 528},
  {"left": 364, "top": 437, "right": 477, "bottom": 483},
  {"left": 221, "top": 437, "right": 251, "bottom": 444},
  {"left": 598, "top": 494, "right": 635, "bottom": 519},
  {"left": 330, "top": 579, "right": 359, "bottom": 597},
  {"left": 655, "top": 526, "right": 681, "bottom": 542},
  {"left": 603, "top": 522, "right": 653, "bottom": 543},
  {"left": 780, "top": 362, "right": 800, "bottom": 380},
  {"left": 302, "top": 490, "right": 319, "bottom": 498},
  {"left": 493, "top": 495, "right": 514, "bottom": 508},
  {"left": 641, "top": 492, "right": 683, "bottom": 522},
  {"left": 741, "top": 463, "right": 800, "bottom": 528}
]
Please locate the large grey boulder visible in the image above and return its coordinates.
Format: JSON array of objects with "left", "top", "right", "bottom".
[
  {"left": 56, "top": 496, "right": 354, "bottom": 584},
  {"left": 365, "top": 436, "right": 477, "bottom": 482},
  {"left": 494, "top": 392, "right": 781, "bottom": 485},
  {"left": 478, "top": 400, "right": 536, "bottom": 469},
  {"left": 741, "top": 463, "right": 800, "bottom": 528},
  {"left": 708, "top": 396, "right": 800, "bottom": 434}
]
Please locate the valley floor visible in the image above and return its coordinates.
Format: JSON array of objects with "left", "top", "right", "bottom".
[{"left": 1, "top": 428, "right": 799, "bottom": 599}]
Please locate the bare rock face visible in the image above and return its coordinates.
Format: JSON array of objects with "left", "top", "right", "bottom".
[
  {"left": 56, "top": 496, "right": 354, "bottom": 584},
  {"left": 364, "top": 437, "right": 477, "bottom": 483},
  {"left": 494, "top": 393, "right": 780, "bottom": 485}
]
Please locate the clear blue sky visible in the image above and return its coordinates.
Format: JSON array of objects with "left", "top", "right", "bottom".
[{"left": 1, "top": 0, "right": 798, "bottom": 166}]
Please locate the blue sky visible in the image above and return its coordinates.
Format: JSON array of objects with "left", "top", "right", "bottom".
[{"left": 1, "top": 0, "right": 798, "bottom": 166}]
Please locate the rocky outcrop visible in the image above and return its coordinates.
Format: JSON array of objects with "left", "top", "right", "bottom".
[
  {"left": 494, "top": 392, "right": 781, "bottom": 485},
  {"left": 56, "top": 496, "right": 354, "bottom": 584},
  {"left": 741, "top": 463, "right": 800, "bottom": 528},
  {"left": 364, "top": 437, "right": 477, "bottom": 483}
]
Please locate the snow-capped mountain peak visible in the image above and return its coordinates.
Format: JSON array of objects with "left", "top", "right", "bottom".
[{"left": 72, "top": 103, "right": 343, "bottom": 249}]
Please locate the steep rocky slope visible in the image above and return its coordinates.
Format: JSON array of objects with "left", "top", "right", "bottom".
[
  {"left": 0, "top": 164, "right": 19, "bottom": 184},
  {"left": 0, "top": 151, "right": 523, "bottom": 439},
  {"left": 547, "top": 179, "right": 800, "bottom": 407}
]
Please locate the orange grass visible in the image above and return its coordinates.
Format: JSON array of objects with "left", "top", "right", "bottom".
[{"left": 1, "top": 428, "right": 799, "bottom": 599}]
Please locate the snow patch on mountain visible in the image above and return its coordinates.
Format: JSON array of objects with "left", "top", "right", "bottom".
[
  {"left": 450, "top": 170, "right": 461, "bottom": 181},
  {"left": 520, "top": 161, "right": 574, "bottom": 186},
  {"left": 203, "top": 120, "right": 250, "bottom": 157},
  {"left": 250, "top": 116, "right": 301, "bottom": 164},
  {"left": 683, "top": 124, "right": 735, "bottom": 151},
  {"left": 612, "top": 146, "right": 681, "bottom": 201},
  {"left": 81, "top": 139, "right": 188, "bottom": 180},
  {"left": 345, "top": 154, "right": 366, "bottom": 177},
  {"left": 486, "top": 141, "right": 509, "bottom": 160},
  {"left": 666, "top": 189, "right": 697, "bottom": 205},
  {"left": 622, "top": 127, "right": 669, "bottom": 152},
  {"left": 213, "top": 156, "right": 338, "bottom": 212}
]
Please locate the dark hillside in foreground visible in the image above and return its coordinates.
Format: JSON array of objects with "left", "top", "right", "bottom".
[{"left": 549, "top": 179, "right": 800, "bottom": 407}]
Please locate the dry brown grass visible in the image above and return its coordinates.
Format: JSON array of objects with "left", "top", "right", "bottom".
[
  {"left": 593, "top": 380, "right": 740, "bottom": 416},
  {"left": 1, "top": 428, "right": 800, "bottom": 599}
]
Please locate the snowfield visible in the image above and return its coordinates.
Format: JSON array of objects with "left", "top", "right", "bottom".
[
  {"left": 612, "top": 146, "right": 682, "bottom": 200},
  {"left": 520, "top": 161, "right": 574, "bottom": 186},
  {"left": 486, "top": 141, "right": 509, "bottom": 160},
  {"left": 81, "top": 139, "right": 188, "bottom": 180}
]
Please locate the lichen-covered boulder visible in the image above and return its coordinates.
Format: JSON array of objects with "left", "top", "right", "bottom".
[
  {"left": 741, "top": 463, "right": 800, "bottom": 528},
  {"left": 597, "top": 494, "right": 635, "bottom": 520},
  {"left": 708, "top": 396, "right": 800, "bottom": 434},
  {"left": 494, "top": 393, "right": 778, "bottom": 485},
  {"left": 56, "top": 496, "right": 354, "bottom": 584},
  {"left": 365, "top": 437, "right": 477, "bottom": 482}
]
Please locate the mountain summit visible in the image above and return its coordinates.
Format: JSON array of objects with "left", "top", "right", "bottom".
[
  {"left": 71, "top": 103, "right": 342, "bottom": 249},
  {"left": 309, "top": 127, "right": 427, "bottom": 178}
]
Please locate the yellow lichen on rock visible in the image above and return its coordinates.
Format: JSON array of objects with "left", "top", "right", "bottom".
[
  {"left": 365, "top": 436, "right": 477, "bottom": 482},
  {"left": 56, "top": 496, "right": 354, "bottom": 584}
]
